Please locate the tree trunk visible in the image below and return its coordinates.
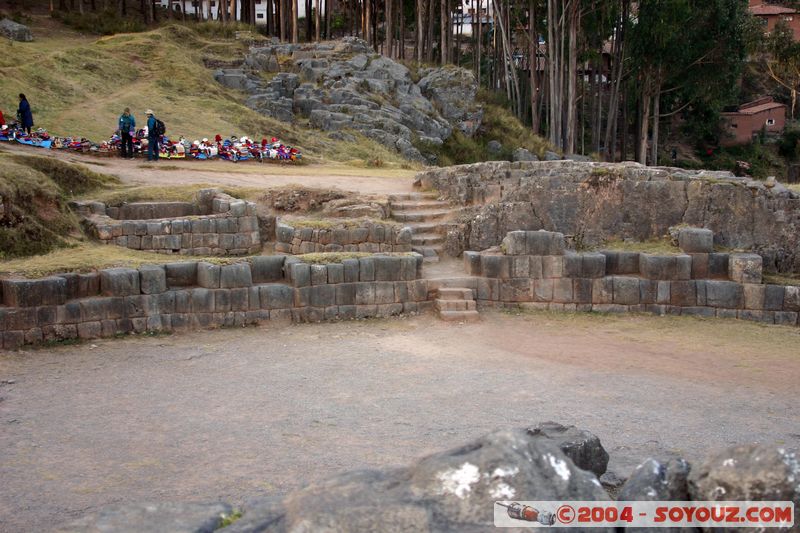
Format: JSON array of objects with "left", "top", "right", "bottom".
[
  {"left": 291, "top": 0, "right": 298, "bottom": 42},
  {"left": 476, "top": 0, "right": 482, "bottom": 84},
  {"left": 416, "top": 0, "right": 423, "bottom": 62},
  {"left": 314, "top": 0, "right": 320, "bottom": 39},
  {"left": 650, "top": 77, "right": 661, "bottom": 166},
  {"left": 529, "top": 0, "right": 539, "bottom": 132},
  {"left": 440, "top": 0, "right": 447, "bottom": 64},
  {"left": 386, "top": 0, "right": 393, "bottom": 56},
  {"left": 564, "top": 0, "right": 578, "bottom": 154},
  {"left": 637, "top": 80, "right": 651, "bottom": 165}
]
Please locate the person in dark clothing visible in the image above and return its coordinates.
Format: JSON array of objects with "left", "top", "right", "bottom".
[
  {"left": 145, "top": 109, "right": 159, "bottom": 162},
  {"left": 17, "top": 94, "right": 33, "bottom": 135},
  {"left": 118, "top": 107, "right": 136, "bottom": 159}
]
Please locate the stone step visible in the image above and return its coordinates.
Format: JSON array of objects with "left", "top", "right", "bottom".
[
  {"left": 412, "top": 233, "right": 444, "bottom": 246},
  {"left": 439, "top": 310, "right": 481, "bottom": 322},
  {"left": 388, "top": 192, "right": 438, "bottom": 201},
  {"left": 393, "top": 210, "right": 451, "bottom": 223},
  {"left": 391, "top": 200, "right": 451, "bottom": 211},
  {"left": 413, "top": 246, "right": 441, "bottom": 263},
  {"left": 436, "top": 299, "right": 477, "bottom": 312},
  {"left": 437, "top": 288, "right": 474, "bottom": 301},
  {"left": 407, "top": 222, "right": 440, "bottom": 233}
]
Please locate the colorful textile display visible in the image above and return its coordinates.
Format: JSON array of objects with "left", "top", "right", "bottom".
[{"left": 0, "top": 122, "right": 303, "bottom": 163}]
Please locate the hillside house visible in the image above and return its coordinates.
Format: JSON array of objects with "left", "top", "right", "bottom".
[
  {"left": 750, "top": 1, "right": 800, "bottom": 39},
  {"left": 720, "top": 96, "right": 787, "bottom": 146}
]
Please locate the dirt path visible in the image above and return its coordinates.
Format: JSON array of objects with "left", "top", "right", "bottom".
[
  {"left": 1, "top": 143, "right": 418, "bottom": 195},
  {"left": 1, "top": 311, "right": 799, "bottom": 532}
]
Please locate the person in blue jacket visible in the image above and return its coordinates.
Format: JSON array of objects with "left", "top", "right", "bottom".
[
  {"left": 118, "top": 107, "right": 136, "bottom": 159},
  {"left": 17, "top": 94, "right": 33, "bottom": 135},
  {"left": 145, "top": 109, "right": 159, "bottom": 162}
]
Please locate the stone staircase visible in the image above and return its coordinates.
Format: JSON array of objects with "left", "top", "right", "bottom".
[
  {"left": 435, "top": 287, "right": 480, "bottom": 322},
  {"left": 389, "top": 193, "right": 452, "bottom": 262}
]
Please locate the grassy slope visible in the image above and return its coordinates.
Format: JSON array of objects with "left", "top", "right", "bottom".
[{"left": 0, "top": 15, "right": 411, "bottom": 167}]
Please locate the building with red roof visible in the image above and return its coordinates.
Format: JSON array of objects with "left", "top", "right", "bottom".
[
  {"left": 749, "top": 1, "right": 800, "bottom": 39},
  {"left": 720, "top": 96, "right": 787, "bottom": 146}
]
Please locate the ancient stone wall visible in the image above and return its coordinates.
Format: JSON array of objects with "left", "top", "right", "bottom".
[
  {"left": 461, "top": 230, "right": 799, "bottom": 326},
  {"left": 416, "top": 161, "right": 800, "bottom": 273},
  {"left": 75, "top": 190, "right": 261, "bottom": 256},
  {"left": 275, "top": 220, "right": 413, "bottom": 254},
  {"left": 0, "top": 254, "right": 428, "bottom": 350}
]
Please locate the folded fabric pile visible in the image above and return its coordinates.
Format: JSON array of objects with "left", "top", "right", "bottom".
[{"left": 0, "top": 123, "right": 53, "bottom": 148}]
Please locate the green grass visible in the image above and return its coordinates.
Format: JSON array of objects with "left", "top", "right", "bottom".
[
  {"left": 419, "top": 92, "right": 554, "bottom": 166},
  {"left": 594, "top": 238, "right": 681, "bottom": 255},
  {"left": 90, "top": 184, "right": 264, "bottom": 205},
  {"left": 285, "top": 216, "right": 396, "bottom": 229},
  {"left": 0, "top": 241, "right": 264, "bottom": 277},
  {"left": 0, "top": 18, "right": 408, "bottom": 167},
  {"left": 763, "top": 272, "right": 800, "bottom": 287},
  {"left": 0, "top": 151, "right": 120, "bottom": 259},
  {"left": 295, "top": 251, "right": 414, "bottom": 264}
]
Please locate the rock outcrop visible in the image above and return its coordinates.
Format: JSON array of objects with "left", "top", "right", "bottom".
[
  {"left": 0, "top": 18, "right": 33, "bottom": 42},
  {"left": 416, "top": 160, "right": 800, "bottom": 273},
  {"left": 215, "top": 38, "right": 481, "bottom": 162},
  {"left": 56, "top": 426, "right": 800, "bottom": 532}
]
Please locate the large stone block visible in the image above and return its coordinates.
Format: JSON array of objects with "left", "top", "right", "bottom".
[
  {"left": 729, "top": 253, "right": 762, "bottom": 284},
  {"left": 525, "top": 230, "right": 566, "bottom": 255},
  {"left": 705, "top": 280, "right": 743, "bottom": 309},
  {"left": 612, "top": 276, "right": 640, "bottom": 305},
  {"left": 639, "top": 254, "right": 691, "bottom": 280},
  {"left": 501, "top": 231, "right": 527, "bottom": 255},
  {"left": 784, "top": 286, "right": 800, "bottom": 312},
  {"left": 78, "top": 273, "right": 101, "bottom": 298},
  {"left": 139, "top": 265, "right": 167, "bottom": 295},
  {"left": 250, "top": 255, "right": 286, "bottom": 283},
  {"left": 197, "top": 262, "right": 221, "bottom": 288},
  {"left": 534, "top": 278, "right": 554, "bottom": 302},
  {"left": 552, "top": 278, "right": 574, "bottom": 303},
  {"left": 400, "top": 256, "right": 418, "bottom": 281},
  {"left": 260, "top": 284, "right": 294, "bottom": 309},
  {"left": 743, "top": 284, "right": 765, "bottom": 310},
  {"left": 100, "top": 268, "right": 140, "bottom": 297},
  {"left": 758, "top": 284, "right": 782, "bottom": 311},
  {"left": 601, "top": 251, "right": 640, "bottom": 275},
  {"left": 310, "top": 264, "right": 328, "bottom": 286},
  {"left": 463, "top": 251, "right": 481, "bottom": 276},
  {"left": 678, "top": 227, "right": 714, "bottom": 253},
  {"left": 670, "top": 281, "right": 697, "bottom": 307},
  {"left": 355, "top": 282, "right": 376, "bottom": 305},
  {"left": 573, "top": 279, "right": 593, "bottom": 304},
  {"left": 342, "top": 258, "right": 360, "bottom": 283},
  {"left": 374, "top": 256, "right": 401, "bottom": 281},
  {"left": 591, "top": 278, "right": 613, "bottom": 304},
  {"left": 220, "top": 263, "right": 253, "bottom": 288},
  {"left": 541, "top": 256, "right": 564, "bottom": 279},
  {"left": 510, "top": 256, "right": 530, "bottom": 278},
  {"left": 309, "top": 285, "right": 336, "bottom": 307},
  {"left": 639, "top": 280, "right": 658, "bottom": 304},
  {"left": 480, "top": 255, "right": 510, "bottom": 279},
  {"left": 477, "top": 278, "right": 500, "bottom": 301},
  {"left": 327, "top": 263, "right": 344, "bottom": 284},
  {"left": 562, "top": 253, "right": 582, "bottom": 278},
  {"left": 2, "top": 277, "right": 67, "bottom": 307},
  {"left": 289, "top": 262, "right": 311, "bottom": 287},
  {"left": 358, "top": 257, "right": 375, "bottom": 281},
  {"left": 708, "top": 253, "right": 729, "bottom": 279},
  {"left": 335, "top": 283, "right": 356, "bottom": 305},
  {"left": 689, "top": 253, "right": 709, "bottom": 279},
  {"left": 214, "top": 289, "right": 231, "bottom": 312},
  {"left": 581, "top": 253, "right": 606, "bottom": 278},
  {"left": 374, "top": 282, "right": 395, "bottom": 304},
  {"left": 190, "top": 288, "right": 215, "bottom": 313}
]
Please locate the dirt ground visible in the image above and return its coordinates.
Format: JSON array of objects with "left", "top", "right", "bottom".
[
  {"left": 1, "top": 310, "right": 799, "bottom": 532},
  {"left": 1, "top": 143, "right": 418, "bottom": 195}
]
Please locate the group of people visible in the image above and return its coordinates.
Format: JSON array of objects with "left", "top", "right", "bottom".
[
  {"left": 112, "top": 107, "right": 301, "bottom": 163},
  {"left": 0, "top": 100, "right": 302, "bottom": 163},
  {"left": 0, "top": 94, "right": 35, "bottom": 135}
]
